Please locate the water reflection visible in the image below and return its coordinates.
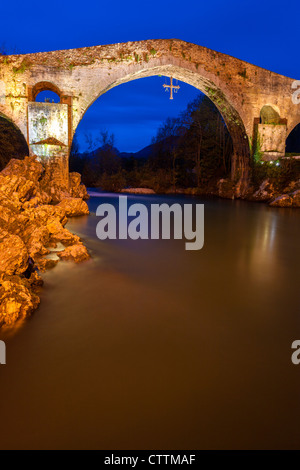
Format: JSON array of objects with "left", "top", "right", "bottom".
[{"left": 236, "top": 208, "right": 280, "bottom": 282}]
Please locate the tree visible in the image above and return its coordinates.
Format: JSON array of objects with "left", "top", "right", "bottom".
[
  {"left": 150, "top": 117, "right": 186, "bottom": 190},
  {"left": 0, "top": 42, "right": 18, "bottom": 55},
  {"left": 72, "top": 93, "right": 233, "bottom": 192},
  {"left": 179, "top": 94, "right": 232, "bottom": 186},
  {"left": 69, "top": 134, "right": 85, "bottom": 174}
]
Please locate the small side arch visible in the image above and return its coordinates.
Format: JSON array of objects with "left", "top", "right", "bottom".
[
  {"left": 28, "top": 81, "right": 62, "bottom": 102},
  {"left": 260, "top": 105, "right": 281, "bottom": 124}
]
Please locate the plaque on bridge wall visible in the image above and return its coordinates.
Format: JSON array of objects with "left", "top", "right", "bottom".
[
  {"left": 28, "top": 102, "right": 69, "bottom": 147},
  {"left": 257, "top": 123, "right": 287, "bottom": 160}
]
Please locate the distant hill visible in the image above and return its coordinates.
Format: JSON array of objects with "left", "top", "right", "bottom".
[
  {"left": 80, "top": 142, "right": 154, "bottom": 160},
  {"left": 80, "top": 136, "right": 180, "bottom": 161},
  {"left": 118, "top": 142, "right": 155, "bottom": 160}
]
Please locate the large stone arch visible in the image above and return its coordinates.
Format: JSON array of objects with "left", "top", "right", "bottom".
[
  {"left": 286, "top": 120, "right": 300, "bottom": 153},
  {"left": 0, "top": 111, "right": 29, "bottom": 169},
  {"left": 72, "top": 62, "right": 250, "bottom": 193},
  {"left": 0, "top": 110, "right": 28, "bottom": 143},
  {"left": 286, "top": 118, "right": 300, "bottom": 141}
]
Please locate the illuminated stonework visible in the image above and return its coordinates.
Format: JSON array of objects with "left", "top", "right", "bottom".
[
  {"left": 0, "top": 39, "right": 299, "bottom": 193},
  {"left": 28, "top": 102, "right": 69, "bottom": 146}
]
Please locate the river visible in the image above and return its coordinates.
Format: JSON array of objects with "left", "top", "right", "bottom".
[{"left": 0, "top": 193, "right": 299, "bottom": 449}]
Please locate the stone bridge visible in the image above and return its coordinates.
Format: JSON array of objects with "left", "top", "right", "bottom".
[{"left": 0, "top": 39, "right": 299, "bottom": 195}]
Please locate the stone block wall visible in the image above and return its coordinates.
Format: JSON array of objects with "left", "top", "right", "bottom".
[
  {"left": 28, "top": 102, "right": 69, "bottom": 145},
  {"left": 257, "top": 123, "right": 287, "bottom": 160}
]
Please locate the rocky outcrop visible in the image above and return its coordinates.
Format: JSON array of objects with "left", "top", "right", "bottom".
[
  {"left": 69, "top": 172, "right": 89, "bottom": 200},
  {"left": 215, "top": 177, "right": 300, "bottom": 207},
  {"left": 0, "top": 230, "right": 28, "bottom": 275},
  {"left": 57, "top": 244, "right": 90, "bottom": 263},
  {"left": 269, "top": 189, "right": 300, "bottom": 208},
  {"left": 58, "top": 197, "right": 89, "bottom": 217},
  {"left": 0, "top": 156, "right": 90, "bottom": 328},
  {"left": 0, "top": 273, "right": 41, "bottom": 326},
  {"left": 282, "top": 179, "right": 300, "bottom": 194},
  {"left": 250, "top": 179, "right": 276, "bottom": 202}
]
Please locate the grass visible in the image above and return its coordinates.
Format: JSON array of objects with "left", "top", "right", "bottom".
[{"left": 238, "top": 68, "right": 248, "bottom": 79}]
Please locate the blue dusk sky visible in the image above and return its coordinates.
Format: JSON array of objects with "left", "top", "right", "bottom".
[{"left": 2, "top": 0, "right": 300, "bottom": 152}]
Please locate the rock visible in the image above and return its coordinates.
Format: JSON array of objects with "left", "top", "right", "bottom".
[
  {"left": 23, "top": 204, "right": 67, "bottom": 228},
  {"left": 0, "top": 157, "right": 45, "bottom": 205},
  {"left": 270, "top": 194, "right": 292, "bottom": 207},
  {"left": 34, "top": 257, "right": 59, "bottom": 272},
  {"left": 48, "top": 186, "right": 71, "bottom": 204},
  {"left": 0, "top": 193, "right": 22, "bottom": 212},
  {"left": 283, "top": 179, "right": 300, "bottom": 193},
  {"left": 26, "top": 226, "right": 50, "bottom": 259},
  {"left": 291, "top": 189, "right": 300, "bottom": 206},
  {"left": 251, "top": 179, "right": 276, "bottom": 202},
  {"left": 0, "top": 155, "right": 90, "bottom": 329},
  {"left": 58, "top": 197, "right": 89, "bottom": 217},
  {"left": 46, "top": 219, "right": 81, "bottom": 246},
  {"left": 37, "top": 162, "right": 71, "bottom": 203},
  {"left": 18, "top": 205, "right": 68, "bottom": 260},
  {"left": 270, "top": 189, "right": 300, "bottom": 208},
  {"left": 23, "top": 192, "right": 52, "bottom": 209},
  {"left": 28, "top": 270, "right": 44, "bottom": 287},
  {"left": 0, "top": 204, "right": 26, "bottom": 235},
  {"left": 57, "top": 243, "right": 90, "bottom": 263},
  {"left": 1, "top": 156, "right": 44, "bottom": 182},
  {"left": 0, "top": 229, "right": 28, "bottom": 275},
  {"left": 69, "top": 172, "right": 89, "bottom": 200},
  {"left": 0, "top": 174, "right": 36, "bottom": 202},
  {"left": 0, "top": 274, "right": 40, "bottom": 327}
]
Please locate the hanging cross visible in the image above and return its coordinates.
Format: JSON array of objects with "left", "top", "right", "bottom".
[{"left": 163, "top": 77, "right": 180, "bottom": 100}]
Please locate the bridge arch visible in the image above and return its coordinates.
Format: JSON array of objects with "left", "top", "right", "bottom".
[
  {"left": 29, "top": 81, "right": 62, "bottom": 102},
  {"left": 286, "top": 121, "right": 300, "bottom": 154},
  {"left": 0, "top": 111, "right": 29, "bottom": 169},
  {"left": 73, "top": 62, "right": 251, "bottom": 192}
]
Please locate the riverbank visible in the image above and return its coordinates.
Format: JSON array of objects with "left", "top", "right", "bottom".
[
  {"left": 0, "top": 156, "right": 90, "bottom": 328},
  {"left": 216, "top": 177, "right": 300, "bottom": 207},
  {"left": 117, "top": 174, "right": 300, "bottom": 207}
]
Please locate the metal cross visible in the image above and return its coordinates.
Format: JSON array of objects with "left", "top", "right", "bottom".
[{"left": 163, "top": 77, "right": 180, "bottom": 100}]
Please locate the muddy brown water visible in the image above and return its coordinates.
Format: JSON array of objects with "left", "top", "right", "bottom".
[{"left": 0, "top": 193, "right": 299, "bottom": 449}]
